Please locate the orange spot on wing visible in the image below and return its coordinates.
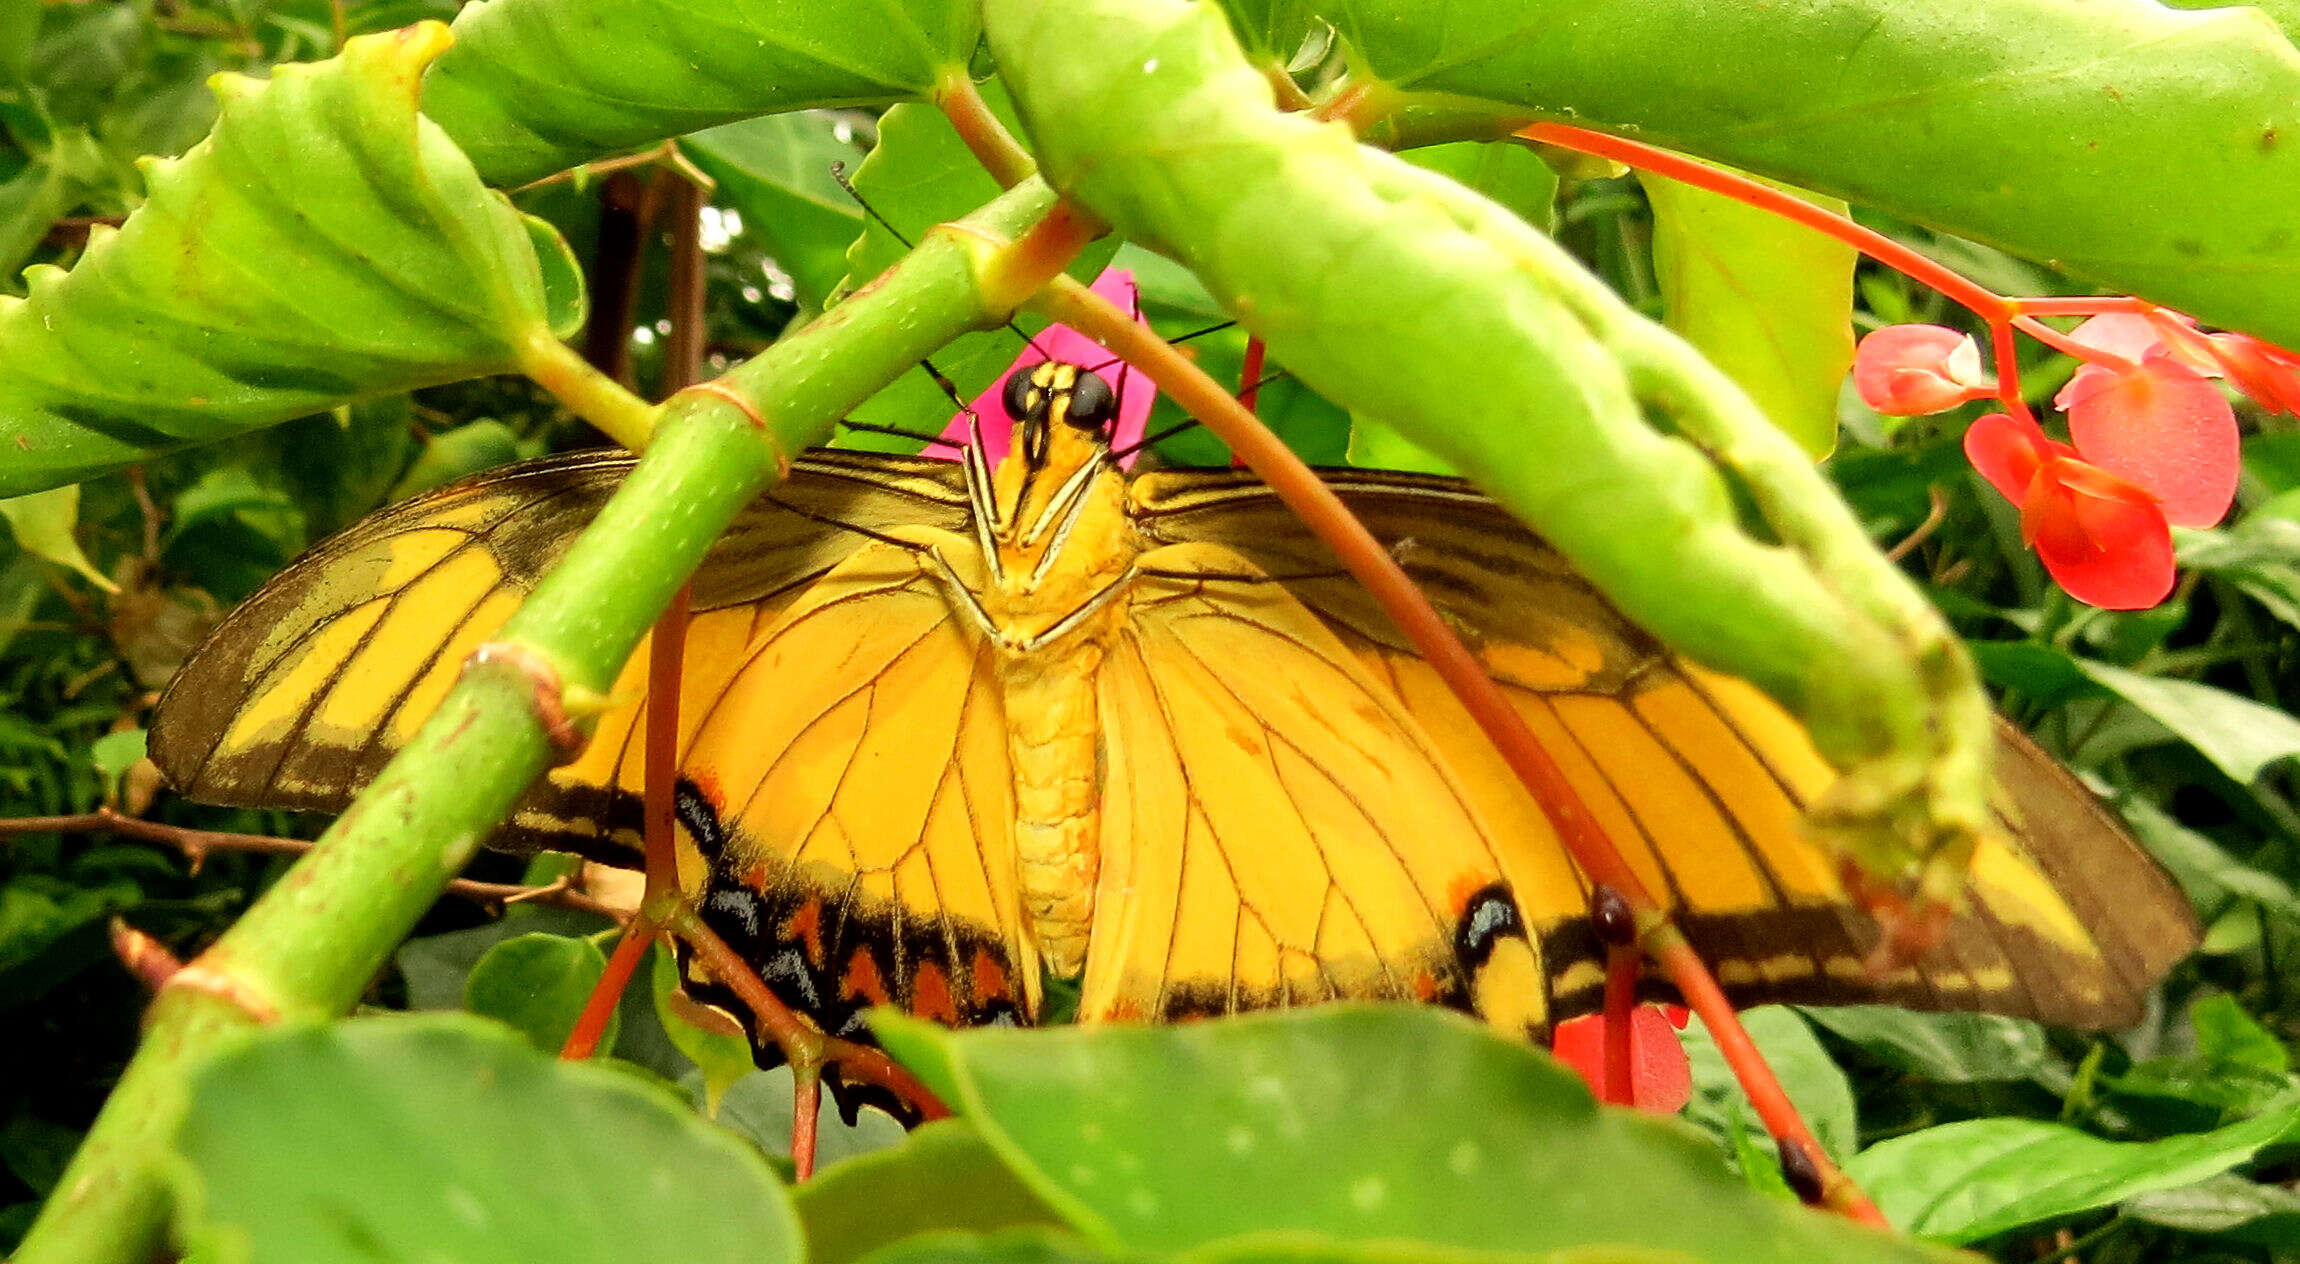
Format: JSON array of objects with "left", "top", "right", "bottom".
[
  {"left": 840, "top": 948, "right": 890, "bottom": 1006},
  {"left": 1447, "top": 873, "right": 1495, "bottom": 916},
  {"left": 970, "top": 948, "right": 1011, "bottom": 1004},
  {"left": 779, "top": 900, "right": 826, "bottom": 968},
  {"left": 909, "top": 961, "right": 961, "bottom": 1024},
  {"left": 1413, "top": 972, "right": 1442, "bottom": 1001}
]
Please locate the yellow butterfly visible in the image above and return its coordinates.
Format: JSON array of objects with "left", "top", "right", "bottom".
[{"left": 151, "top": 356, "right": 2197, "bottom": 1076}]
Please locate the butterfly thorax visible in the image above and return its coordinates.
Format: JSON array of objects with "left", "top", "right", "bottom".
[{"left": 976, "top": 389, "right": 1141, "bottom": 979}]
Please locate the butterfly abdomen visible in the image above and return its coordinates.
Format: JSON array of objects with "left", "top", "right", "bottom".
[{"left": 1001, "top": 639, "right": 1109, "bottom": 979}]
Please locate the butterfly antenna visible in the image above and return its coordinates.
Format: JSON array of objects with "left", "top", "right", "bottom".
[
  {"left": 1077, "top": 319, "right": 1237, "bottom": 380},
  {"left": 836, "top": 418, "right": 964, "bottom": 450},
  {"left": 832, "top": 160, "right": 1054, "bottom": 363},
  {"left": 1110, "top": 419, "right": 1203, "bottom": 460}
]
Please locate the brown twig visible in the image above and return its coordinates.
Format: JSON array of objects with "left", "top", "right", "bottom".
[
  {"left": 1885, "top": 487, "right": 1949, "bottom": 563},
  {"left": 0, "top": 809, "right": 627, "bottom": 921}
]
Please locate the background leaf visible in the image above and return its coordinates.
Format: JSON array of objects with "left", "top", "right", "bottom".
[
  {"left": 422, "top": 0, "right": 981, "bottom": 187},
  {"left": 1847, "top": 1090, "right": 2300, "bottom": 1244},
  {"left": 1330, "top": 0, "right": 2300, "bottom": 344},
  {"left": 1642, "top": 166, "right": 1853, "bottom": 457},
  {"left": 0, "top": 25, "right": 578, "bottom": 497}
]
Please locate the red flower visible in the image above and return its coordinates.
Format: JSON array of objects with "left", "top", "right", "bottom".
[
  {"left": 1551, "top": 1004, "right": 1693, "bottom": 1113},
  {"left": 1853, "top": 325, "right": 1993, "bottom": 416},
  {"left": 1964, "top": 413, "right": 2175, "bottom": 609}
]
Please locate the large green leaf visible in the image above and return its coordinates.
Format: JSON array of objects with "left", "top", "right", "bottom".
[
  {"left": 1847, "top": 1090, "right": 2300, "bottom": 1244},
  {"left": 879, "top": 1006, "right": 1952, "bottom": 1263},
  {"left": 170, "top": 1015, "right": 798, "bottom": 1264},
  {"left": 0, "top": 24, "right": 583, "bottom": 498},
  {"left": 1328, "top": 0, "right": 2300, "bottom": 346},
  {"left": 422, "top": 0, "right": 981, "bottom": 187}
]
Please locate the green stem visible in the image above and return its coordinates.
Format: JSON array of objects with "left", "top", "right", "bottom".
[
  {"left": 518, "top": 327, "right": 661, "bottom": 448},
  {"left": 15, "top": 176, "right": 1068, "bottom": 1264}
]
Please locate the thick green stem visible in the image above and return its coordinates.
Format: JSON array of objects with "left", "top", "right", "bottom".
[
  {"left": 16, "top": 177, "right": 1066, "bottom": 1264},
  {"left": 982, "top": 0, "right": 1992, "bottom": 906}
]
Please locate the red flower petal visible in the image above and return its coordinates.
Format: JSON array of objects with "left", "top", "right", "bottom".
[
  {"left": 1552, "top": 1006, "right": 1693, "bottom": 1113},
  {"left": 1853, "top": 325, "right": 1990, "bottom": 415},
  {"left": 2061, "top": 352, "right": 2237, "bottom": 527},
  {"left": 2209, "top": 332, "right": 2300, "bottom": 416},
  {"left": 2022, "top": 460, "right": 2177, "bottom": 609},
  {"left": 1963, "top": 412, "right": 2067, "bottom": 504}
]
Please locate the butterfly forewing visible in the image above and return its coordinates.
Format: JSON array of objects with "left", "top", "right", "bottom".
[{"left": 150, "top": 450, "right": 974, "bottom": 862}]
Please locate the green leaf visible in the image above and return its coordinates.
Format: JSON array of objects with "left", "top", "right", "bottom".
[
  {"left": 1331, "top": 0, "right": 2300, "bottom": 345},
  {"left": 1847, "top": 1089, "right": 2300, "bottom": 1244},
  {"left": 171, "top": 1014, "right": 799, "bottom": 1264},
  {"left": 699, "top": 1066, "right": 908, "bottom": 1168},
  {"left": 86, "top": 728, "right": 146, "bottom": 783},
  {"left": 860, "top": 1227, "right": 1120, "bottom": 1264},
  {"left": 1642, "top": 167, "right": 1853, "bottom": 457},
  {"left": 0, "top": 485, "right": 114, "bottom": 590},
  {"left": 0, "top": 25, "right": 582, "bottom": 497},
  {"left": 878, "top": 1006, "right": 1952, "bottom": 1262},
  {"left": 1797, "top": 1007, "right": 2068, "bottom": 1091},
  {"left": 1681, "top": 1007, "right": 1857, "bottom": 1167},
  {"left": 795, "top": 1119, "right": 1067, "bottom": 1264},
  {"left": 2076, "top": 661, "right": 2300, "bottom": 784},
  {"left": 686, "top": 111, "right": 866, "bottom": 313},
  {"left": 2190, "top": 995, "right": 2290, "bottom": 1074},
  {"left": 2123, "top": 1174, "right": 2300, "bottom": 1248},
  {"left": 1401, "top": 140, "right": 1557, "bottom": 234},
  {"left": 2178, "top": 518, "right": 2300, "bottom": 632},
  {"left": 422, "top": 0, "right": 982, "bottom": 187},
  {"left": 649, "top": 943, "right": 753, "bottom": 1113},
  {"left": 2118, "top": 796, "right": 2300, "bottom": 927},
  {"left": 461, "top": 931, "right": 617, "bottom": 1055},
  {"left": 388, "top": 419, "right": 525, "bottom": 500}
]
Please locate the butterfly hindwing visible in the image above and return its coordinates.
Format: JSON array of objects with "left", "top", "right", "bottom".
[
  {"left": 1081, "top": 540, "right": 1548, "bottom": 1035},
  {"left": 672, "top": 531, "right": 1038, "bottom": 1075}
]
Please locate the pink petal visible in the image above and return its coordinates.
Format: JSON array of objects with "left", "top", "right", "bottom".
[
  {"left": 941, "top": 268, "right": 1156, "bottom": 466},
  {"left": 1853, "top": 325, "right": 1990, "bottom": 415},
  {"left": 2062, "top": 353, "right": 2238, "bottom": 527},
  {"left": 2065, "top": 313, "right": 2163, "bottom": 367}
]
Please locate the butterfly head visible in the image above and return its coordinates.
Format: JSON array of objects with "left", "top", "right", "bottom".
[{"left": 1001, "top": 359, "right": 1119, "bottom": 471}]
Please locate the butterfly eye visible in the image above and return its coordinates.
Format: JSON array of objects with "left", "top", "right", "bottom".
[
  {"left": 1061, "top": 368, "right": 1118, "bottom": 433},
  {"left": 1001, "top": 366, "right": 1040, "bottom": 423}
]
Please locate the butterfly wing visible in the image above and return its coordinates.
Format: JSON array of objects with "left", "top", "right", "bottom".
[
  {"left": 1080, "top": 539, "right": 1548, "bottom": 1036},
  {"left": 671, "top": 530, "right": 1038, "bottom": 1086},
  {"left": 1127, "top": 466, "right": 2196, "bottom": 1028},
  {"left": 150, "top": 448, "right": 974, "bottom": 864}
]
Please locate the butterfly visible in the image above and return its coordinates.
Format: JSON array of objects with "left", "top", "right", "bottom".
[{"left": 150, "top": 354, "right": 2197, "bottom": 1114}]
